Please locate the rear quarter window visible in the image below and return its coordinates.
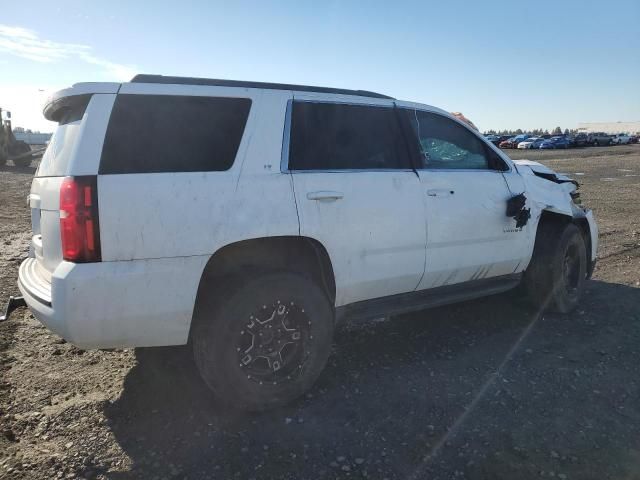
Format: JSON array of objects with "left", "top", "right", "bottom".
[{"left": 99, "top": 94, "right": 251, "bottom": 174}]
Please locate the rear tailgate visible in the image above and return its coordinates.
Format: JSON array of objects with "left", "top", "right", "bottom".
[
  {"left": 30, "top": 84, "right": 118, "bottom": 283},
  {"left": 29, "top": 177, "right": 64, "bottom": 283}
]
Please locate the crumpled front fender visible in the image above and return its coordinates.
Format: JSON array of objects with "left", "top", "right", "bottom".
[
  {"left": 513, "top": 160, "right": 576, "bottom": 217},
  {"left": 512, "top": 160, "right": 598, "bottom": 264}
]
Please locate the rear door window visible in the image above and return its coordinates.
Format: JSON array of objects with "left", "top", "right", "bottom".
[
  {"left": 99, "top": 94, "right": 251, "bottom": 174},
  {"left": 288, "top": 101, "right": 411, "bottom": 171}
]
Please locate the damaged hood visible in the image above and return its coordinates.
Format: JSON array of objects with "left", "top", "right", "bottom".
[{"left": 513, "top": 159, "right": 578, "bottom": 188}]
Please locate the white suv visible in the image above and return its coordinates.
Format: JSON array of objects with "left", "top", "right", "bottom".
[{"left": 18, "top": 75, "right": 598, "bottom": 410}]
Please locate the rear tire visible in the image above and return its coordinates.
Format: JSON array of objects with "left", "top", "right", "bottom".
[
  {"left": 192, "top": 272, "right": 334, "bottom": 411},
  {"left": 522, "top": 222, "right": 587, "bottom": 313}
]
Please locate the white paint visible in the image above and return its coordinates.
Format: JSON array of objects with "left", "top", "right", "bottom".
[
  {"left": 417, "top": 168, "right": 529, "bottom": 288},
  {"left": 19, "top": 257, "right": 208, "bottom": 348},
  {"left": 293, "top": 169, "right": 427, "bottom": 306}
]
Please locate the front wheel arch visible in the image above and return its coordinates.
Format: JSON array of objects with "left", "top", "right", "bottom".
[{"left": 523, "top": 214, "right": 588, "bottom": 313}]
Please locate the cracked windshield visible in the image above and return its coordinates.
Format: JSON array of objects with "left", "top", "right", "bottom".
[{"left": 0, "top": 1, "right": 639, "bottom": 479}]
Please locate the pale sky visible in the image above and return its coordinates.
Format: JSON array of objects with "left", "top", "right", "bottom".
[{"left": 1, "top": 0, "right": 639, "bottom": 133}]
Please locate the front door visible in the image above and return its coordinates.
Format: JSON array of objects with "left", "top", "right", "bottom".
[{"left": 399, "top": 106, "right": 528, "bottom": 289}]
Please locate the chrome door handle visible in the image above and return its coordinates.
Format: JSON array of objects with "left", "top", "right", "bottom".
[
  {"left": 306, "top": 191, "right": 344, "bottom": 201},
  {"left": 427, "top": 189, "right": 454, "bottom": 197}
]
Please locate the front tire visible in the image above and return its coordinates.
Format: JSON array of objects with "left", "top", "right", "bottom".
[
  {"left": 192, "top": 272, "right": 334, "bottom": 411},
  {"left": 522, "top": 222, "right": 587, "bottom": 313}
]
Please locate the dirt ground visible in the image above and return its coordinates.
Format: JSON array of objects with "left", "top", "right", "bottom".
[{"left": 1, "top": 146, "right": 639, "bottom": 480}]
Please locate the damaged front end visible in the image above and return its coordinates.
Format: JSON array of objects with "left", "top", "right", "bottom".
[
  {"left": 512, "top": 159, "right": 599, "bottom": 276},
  {"left": 513, "top": 159, "right": 582, "bottom": 216}
]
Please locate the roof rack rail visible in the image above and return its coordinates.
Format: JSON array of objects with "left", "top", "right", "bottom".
[{"left": 130, "top": 74, "right": 394, "bottom": 100}]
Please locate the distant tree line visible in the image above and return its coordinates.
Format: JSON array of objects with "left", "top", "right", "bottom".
[
  {"left": 483, "top": 127, "right": 578, "bottom": 136},
  {"left": 12, "top": 127, "right": 44, "bottom": 134}
]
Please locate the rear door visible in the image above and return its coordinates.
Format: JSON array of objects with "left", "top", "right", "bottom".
[
  {"left": 398, "top": 106, "right": 529, "bottom": 289},
  {"left": 287, "top": 96, "right": 426, "bottom": 306}
]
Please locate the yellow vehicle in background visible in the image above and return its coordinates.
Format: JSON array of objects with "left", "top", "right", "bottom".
[{"left": 0, "top": 107, "right": 32, "bottom": 167}]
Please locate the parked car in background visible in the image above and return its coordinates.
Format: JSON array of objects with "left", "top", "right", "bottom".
[
  {"left": 587, "top": 132, "right": 612, "bottom": 146},
  {"left": 568, "top": 133, "right": 589, "bottom": 147},
  {"left": 540, "top": 136, "right": 571, "bottom": 149},
  {"left": 487, "top": 135, "right": 512, "bottom": 147},
  {"left": 629, "top": 135, "right": 638, "bottom": 144},
  {"left": 611, "top": 133, "right": 631, "bottom": 145},
  {"left": 485, "top": 135, "right": 501, "bottom": 145},
  {"left": 499, "top": 137, "right": 516, "bottom": 148},
  {"left": 496, "top": 135, "right": 511, "bottom": 146},
  {"left": 500, "top": 134, "right": 529, "bottom": 148},
  {"left": 517, "top": 137, "right": 545, "bottom": 149}
]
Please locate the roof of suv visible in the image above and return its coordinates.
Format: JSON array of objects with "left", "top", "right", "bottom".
[{"left": 130, "top": 74, "right": 394, "bottom": 100}]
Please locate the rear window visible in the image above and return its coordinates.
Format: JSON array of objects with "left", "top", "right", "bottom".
[
  {"left": 99, "top": 94, "right": 251, "bottom": 174},
  {"left": 37, "top": 95, "right": 91, "bottom": 177}
]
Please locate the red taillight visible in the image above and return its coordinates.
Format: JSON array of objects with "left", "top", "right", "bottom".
[{"left": 60, "top": 176, "right": 101, "bottom": 262}]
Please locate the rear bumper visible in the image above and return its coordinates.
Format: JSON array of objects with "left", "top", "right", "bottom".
[
  {"left": 18, "top": 255, "right": 209, "bottom": 349},
  {"left": 18, "top": 258, "right": 52, "bottom": 306}
]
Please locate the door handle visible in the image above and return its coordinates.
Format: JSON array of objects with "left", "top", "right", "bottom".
[
  {"left": 427, "top": 189, "right": 454, "bottom": 197},
  {"left": 306, "top": 191, "right": 344, "bottom": 201}
]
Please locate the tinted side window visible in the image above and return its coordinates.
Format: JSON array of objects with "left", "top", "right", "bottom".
[
  {"left": 100, "top": 94, "right": 251, "bottom": 174},
  {"left": 408, "top": 110, "right": 506, "bottom": 171},
  {"left": 289, "top": 102, "right": 411, "bottom": 170}
]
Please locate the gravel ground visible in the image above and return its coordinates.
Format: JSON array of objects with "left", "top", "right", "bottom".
[{"left": 1, "top": 146, "right": 639, "bottom": 480}]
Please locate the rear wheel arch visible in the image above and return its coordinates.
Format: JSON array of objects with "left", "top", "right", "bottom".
[{"left": 193, "top": 236, "right": 336, "bottom": 320}]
